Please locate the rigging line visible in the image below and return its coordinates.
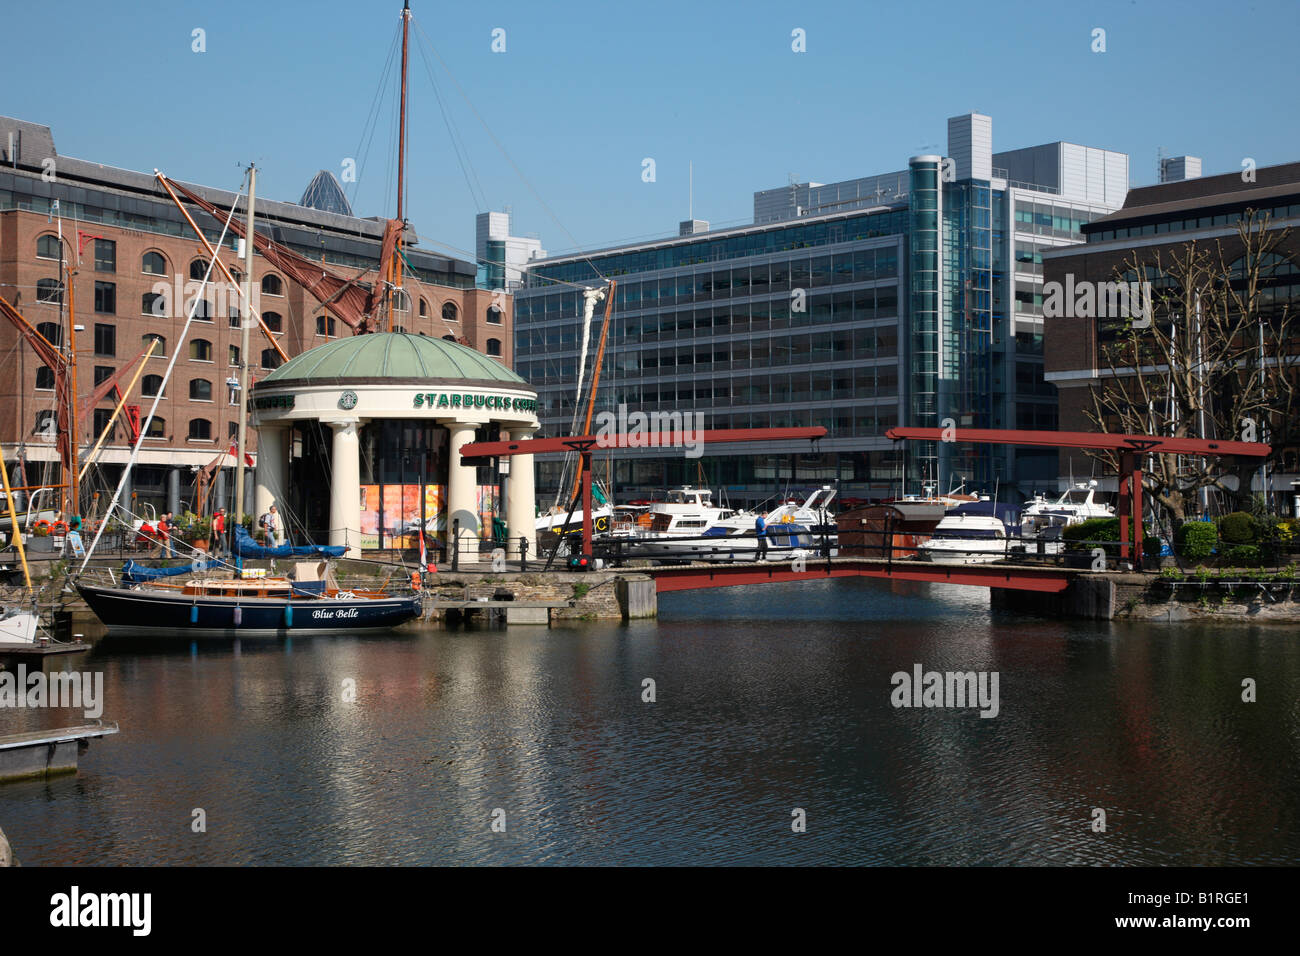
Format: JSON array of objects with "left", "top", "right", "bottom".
[
  {"left": 411, "top": 18, "right": 609, "bottom": 284},
  {"left": 79, "top": 169, "right": 248, "bottom": 573},
  {"left": 414, "top": 34, "right": 487, "bottom": 211},
  {"left": 347, "top": 22, "right": 403, "bottom": 213}
]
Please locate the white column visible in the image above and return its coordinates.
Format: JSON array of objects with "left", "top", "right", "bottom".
[
  {"left": 328, "top": 419, "right": 362, "bottom": 557},
  {"left": 506, "top": 428, "right": 536, "bottom": 559},
  {"left": 444, "top": 422, "right": 480, "bottom": 559},
  {"left": 253, "top": 424, "right": 288, "bottom": 525}
]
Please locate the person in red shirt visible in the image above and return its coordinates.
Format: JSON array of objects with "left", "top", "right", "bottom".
[{"left": 211, "top": 508, "right": 226, "bottom": 557}]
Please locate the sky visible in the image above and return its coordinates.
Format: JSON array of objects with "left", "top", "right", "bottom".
[{"left": 3, "top": 0, "right": 1298, "bottom": 263}]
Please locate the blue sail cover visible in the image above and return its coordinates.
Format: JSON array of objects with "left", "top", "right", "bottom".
[
  {"left": 233, "top": 525, "right": 346, "bottom": 559},
  {"left": 122, "top": 560, "right": 198, "bottom": 583}
]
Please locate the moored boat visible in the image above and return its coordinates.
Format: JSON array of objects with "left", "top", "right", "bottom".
[{"left": 74, "top": 578, "right": 421, "bottom": 638}]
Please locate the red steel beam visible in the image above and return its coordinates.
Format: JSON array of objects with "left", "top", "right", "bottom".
[
  {"left": 462, "top": 426, "right": 827, "bottom": 459},
  {"left": 886, "top": 427, "right": 1270, "bottom": 458},
  {"left": 649, "top": 559, "right": 1074, "bottom": 594}
]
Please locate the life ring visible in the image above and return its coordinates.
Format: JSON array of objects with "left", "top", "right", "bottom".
[
  {"left": 33, "top": 519, "right": 52, "bottom": 533},
  {"left": 52, "top": 520, "right": 69, "bottom": 535},
  {"left": 410, "top": 571, "right": 422, "bottom": 591}
]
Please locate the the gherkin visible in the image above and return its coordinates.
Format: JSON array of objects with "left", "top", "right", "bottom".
[{"left": 299, "top": 170, "right": 353, "bottom": 217}]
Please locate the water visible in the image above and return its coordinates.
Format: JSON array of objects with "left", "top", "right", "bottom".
[{"left": 2, "top": 579, "right": 1298, "bottom": 865}]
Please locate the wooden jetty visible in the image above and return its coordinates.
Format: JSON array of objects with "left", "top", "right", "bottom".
[{"left": 0, "top": 720, "right": 119, "bottom": 782}]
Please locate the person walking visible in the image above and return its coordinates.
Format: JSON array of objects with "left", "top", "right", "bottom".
[
  {"left": 157, "top": 511, "right": 174, "bottom": 558},
  {"left": 211, "top": 508, "right": 226, "bottom": 558},
  {"left": 755, "top": 512, "right": 768, "bottom": 561}
]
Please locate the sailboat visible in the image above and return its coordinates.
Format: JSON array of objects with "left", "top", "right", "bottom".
[{"left": 72, "top": 166, "right": 422, "bottom": 637}]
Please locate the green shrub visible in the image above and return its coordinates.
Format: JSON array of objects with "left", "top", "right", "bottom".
[
  {"left": 1176, "top": 521, "right": 1218, "bottom": 560},
  {"left": 1217, "top": 511, "right": 1258, "bottom": 545},
  {"left": 1223, "top": 544, "right": 1262, "bottom": 566}
]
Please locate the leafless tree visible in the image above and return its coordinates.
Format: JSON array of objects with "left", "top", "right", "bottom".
[{"left": 1083, "top": 211, "right": 1297, "bottom": 523}]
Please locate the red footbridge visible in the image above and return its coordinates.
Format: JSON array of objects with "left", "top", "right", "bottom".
[{"left": 460, "top": 426, "right": 1270, "bottom": 595}]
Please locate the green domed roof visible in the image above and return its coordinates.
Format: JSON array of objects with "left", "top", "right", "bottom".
[{"left": 257, "top": 332, "right": 526, "bottom": 387}]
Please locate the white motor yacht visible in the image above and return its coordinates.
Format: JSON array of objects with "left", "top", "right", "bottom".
[
  {"left": 1018, "top": 481, "right": 1115, "bottom": 552},
  {"left": 918, "top": 502, "right": 1023, "bottom": 565}
]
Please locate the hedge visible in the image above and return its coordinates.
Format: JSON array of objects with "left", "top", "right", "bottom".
[
  {"left": 1223, "top": 544, "right": 1262, "bottom": 566},
  {"left": 1176, "top": 521, "right": 1218, "bottom": 560},
  {"left": 1217, "top": 511, "right": 1258, "bottom": 545}
]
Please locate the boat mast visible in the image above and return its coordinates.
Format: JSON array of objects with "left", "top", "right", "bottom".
[
  {"left": 235, "top": 164, "right": 257, "bottom": 526},
  {"left": 566, "top": 282, "right": 616, "bottom": 506},
  {"left": 389, "top": 0, "right": 411, "bottom": 333},
  {"left": 58, "top": 212, "right": 81, "bottom": 517}
]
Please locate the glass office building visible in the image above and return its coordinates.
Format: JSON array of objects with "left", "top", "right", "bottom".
[{"left": 515, "top": 114, "right": 1128, "bottom": 505}]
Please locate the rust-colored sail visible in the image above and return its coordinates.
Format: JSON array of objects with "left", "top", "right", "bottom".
[{"left": 161, "top": 176, "right": 401, "bottom": 333}]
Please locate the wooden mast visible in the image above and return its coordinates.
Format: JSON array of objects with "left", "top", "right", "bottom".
[
  {"left": 389, "top": 0, "right": 411, "bottom": 333},
  {"left": 234, "top": 165, "right": 257, "bottom": 528}
]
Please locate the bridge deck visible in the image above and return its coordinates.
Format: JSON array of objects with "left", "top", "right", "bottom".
[{"left": 647, "top": 556, "right": 1082, "bottom": 593}]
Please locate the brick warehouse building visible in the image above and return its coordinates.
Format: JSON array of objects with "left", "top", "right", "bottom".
[
  {"left": 1044, "top": 160, "right": 1300, "bottom": 499},
  {"left": 0, "top": 115, "right": 511, "bottom": 519}
]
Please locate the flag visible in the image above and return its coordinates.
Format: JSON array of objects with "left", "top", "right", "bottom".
[
  {"left": 227, "top": 442, "right": 254, "bottom": 467},
  {"left": 418, "top": 526, "right": 434, "bottom": 573}
]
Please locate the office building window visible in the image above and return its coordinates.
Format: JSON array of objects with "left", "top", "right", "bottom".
[
  {"left": 36, "top": 234, "right": 60, "bottom": 259},
  {"left": 36, "top": 321, "right": 62, "bottom": 346},
  {"left": 261, "top": 348, "right": 283, "bottom": 369},
  {"left": 94, "top": 323, "right": 116, "bottom": 356},
  {"left": 94, "top": 281, "right": 116, "bottom": 314},
  {"left": 486, "top": 338, "right": 502, "bottom": 356},
  {"left": 35, "top": 367, "right": 55, "bottom": 390},
  {"left": 190, "top": 339, "right": 213, "bottom": 361},
  {"left": 190, "top": 378, "right": 213, "bottom": 401},
  {"left": 188, "top": 419, "right": 212, "bottom": 441},
  {"left": 145, "top": 416, "right": 166, "bottom": 438},
  {"left": 261, "top": 274, "right": 283, "bottom": 296},
  {"left": 94, "top": 238, "right": 116, "bottom": 272},
  {"left": 263, "top": 311, "right": 283, "bottom": 332},
  {"left": 142, "top": 292, "right": 167, "bottom": 316},
  {"left": 141, "top": 251, "right": 167, "bottom": 275},
  {"left": 442, "top": 302, "right": 458, "bottom": 322},
  {"left": 36, "top": 279, "right": 62, "bottom": 304},
  {"left": 93, "top": 408, "right": 116, "bottom": 440},
  {"left": 190, "top": 259, "right": 207, "bottom": 280},
  {"left": 142, "top": 374, "right": 165, "bottom": 397},
  {"left": 142, "top": 332, "right": 166, "bottom": 356},
  {"left": 94, "top": 365, "right": 114, "bottom": 386}
]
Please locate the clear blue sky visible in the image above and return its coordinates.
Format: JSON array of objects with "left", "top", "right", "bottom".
[{"left": 3, "top": 0, "right": 1297, "bottom": 262}]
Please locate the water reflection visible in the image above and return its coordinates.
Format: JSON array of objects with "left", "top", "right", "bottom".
[{"left": 1, "top": 578, "right": 1297, "bottom": 864}]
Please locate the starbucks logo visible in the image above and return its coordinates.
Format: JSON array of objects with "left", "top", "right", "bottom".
[{"left": 338, "top": 389, "right": 358, "bottom": 410}]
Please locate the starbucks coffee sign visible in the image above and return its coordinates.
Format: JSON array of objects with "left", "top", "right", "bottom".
[{"left": 413, "top": 391, "right": 537, "bottom": 413}]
